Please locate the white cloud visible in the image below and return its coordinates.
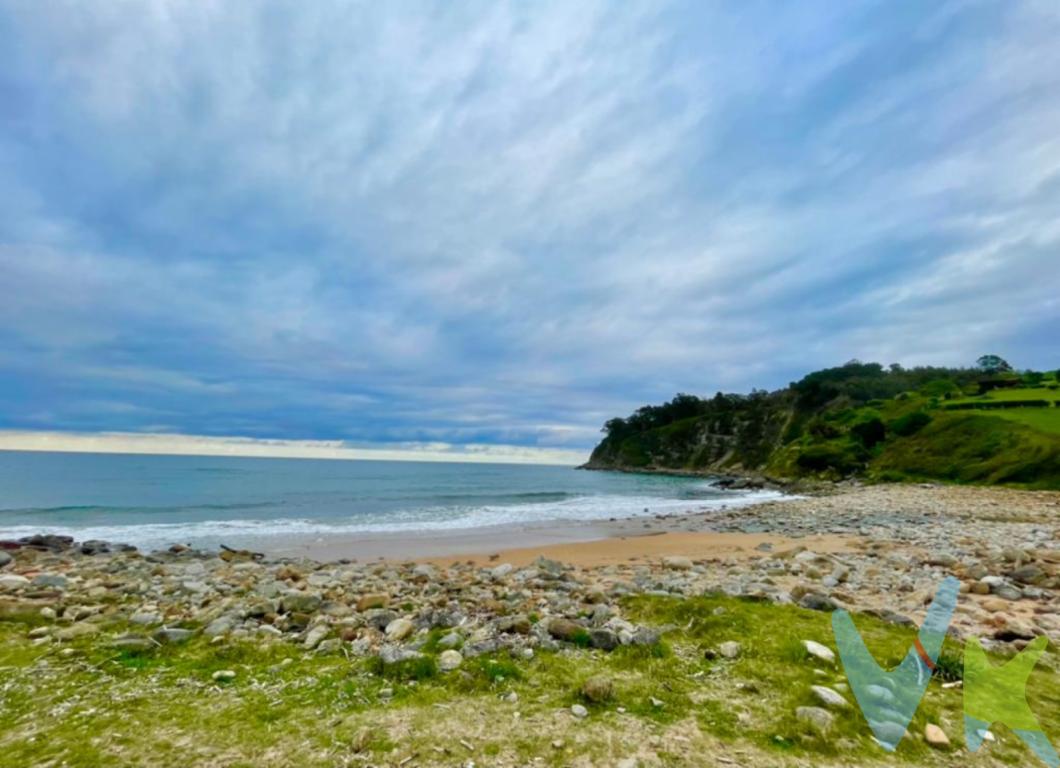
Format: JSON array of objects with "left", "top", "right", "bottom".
[{"left": 0, "top": 430, "right": 587, "bottom": 466}]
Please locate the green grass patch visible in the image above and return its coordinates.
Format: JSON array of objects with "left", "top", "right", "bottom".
[
  {"left": 983, "top": 407, "right": 1060, "bottom": 435},
  {"left": 946, "top": 386, "right": 1060, "bottom": 406},
  {"left": 873, "top": 413, "right": 1060, "bottom": 489},
  {"left": 2, "top": 595, "right": 1059, "bottom": 765}
]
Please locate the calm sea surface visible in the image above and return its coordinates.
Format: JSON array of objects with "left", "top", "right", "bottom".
[{"left": 0, "top": 451, "right": 780, "bottom": 550}]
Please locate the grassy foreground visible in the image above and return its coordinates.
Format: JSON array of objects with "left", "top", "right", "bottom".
[{"left": 2, "top": 594, "right": 1058, "bottom": 767}]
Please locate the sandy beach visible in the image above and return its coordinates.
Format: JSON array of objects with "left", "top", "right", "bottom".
[{"left": 264, "top": 481, "right": 1059, "bottom": 568}]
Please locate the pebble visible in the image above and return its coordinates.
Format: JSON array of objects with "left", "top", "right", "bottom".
[
  {"left": 110, "top": 636, "right": 154, "bottom": 652},
  {"left": 439, "top": 649, "right": 463, "bottom": 672},
  {"left": 547, "top": 618, "right": 584, "bottom": 642},
  {"left": 718, "top": 641, "right": 741, "bottom": 659},
  {"left": 130, "top": 611, "right": 162, "bottom": 626},
  {"left": 810, "top": 685, "right": 849, "bottom": 710},
  {"left": 438, "top": 631, "right": 462, "bottom": 649},
  {"left": 204, "top": 617, "right": 235, "bottom": 637},
  {"left": 357, "top": 594, "right": 389, "bottom": 611},
  {"left": 570, "top": 704, "right": 588, "bottom": 719},
  {"left": 385, "top": 618, "right": 415, "bottom": 641},
  {"left": 802, "top": 640, "right": 835, "bottom": 665},
  {"left": 490, "top": 563, "right": 513, "bottom": 580},
  {"left": 303, "top": 625, "right": 329, "bottom": 649},
  {"left": 32, "top": 573, "right": 69, "bottom": 589},
  {"left": 153, "top": 627, "right": 195, "bottom": 645},
  {"left": 281, "top": 591, "right": 322, "bottom": 613},
  {"left": 798, "top": 593, "right": 838, "bottom": 612},
  {"left": 796, "top": 706, "right": 834, "bottom": 734},
  {"left": 0, "top": 574, "right": 30, "bottom": 590},
  {"left": 924, "top": 723, "right": 950, "bottom": 748},
  {"left": 56, "top": 624, "right": 99, "bottom": 640}
]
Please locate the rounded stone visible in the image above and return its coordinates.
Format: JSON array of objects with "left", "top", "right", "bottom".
[{"left": 438, "top": 649, "right": 463, "bottom": 672}]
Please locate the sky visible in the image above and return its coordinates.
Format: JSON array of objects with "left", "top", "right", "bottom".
[{"left": 1, "top": 1, "right": 1058, "bottom": 464}]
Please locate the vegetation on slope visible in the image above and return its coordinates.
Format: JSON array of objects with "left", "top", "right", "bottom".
[{"left": 586, "top": 359, "right": 1060, "bottom": 489}]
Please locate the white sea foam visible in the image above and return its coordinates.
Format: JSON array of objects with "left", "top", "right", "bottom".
[{"left": 0, "top": 488, "right": 789, "bottom": 551}]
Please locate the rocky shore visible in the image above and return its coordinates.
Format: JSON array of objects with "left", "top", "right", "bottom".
[
  {"left": 2, "top": 484, "right": 1057, "bottom": 662},
  {"left": 622, "top": 482, "right": 1060, "bottom": 646}
]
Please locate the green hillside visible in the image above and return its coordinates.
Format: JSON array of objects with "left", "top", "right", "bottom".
[{"left": 584, "top": 362, "right": 1060, "bottom": 490}]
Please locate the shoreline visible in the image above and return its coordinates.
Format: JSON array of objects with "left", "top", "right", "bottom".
[
  {"left": 4, "top": 483, "right": 1059, "bottom": 644},
  {"left": 263, "top": 489, "right": 798, "bottom": 562},
  {"left": 3, "top": 481, "right": 1059, "bottom": 765},
  {"left": 0, "top": 486, "right": 795, "bottom": 562}
]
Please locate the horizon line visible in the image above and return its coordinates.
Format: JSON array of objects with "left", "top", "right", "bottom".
[{"left": 0, "top": 430, "right": 588, "bottom": 467}]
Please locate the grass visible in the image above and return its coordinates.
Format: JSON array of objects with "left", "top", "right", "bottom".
[
  {"left": 872, "top": 413, "right": 1060, "bottom": 489},
  {"left": 981, "top": 407, "right": 1060, "bottom": 435},
  {"left": 1, "top": 595, "right": 1058, "bottom": 766},
  {"left": 945, "top": 387, "right": 1060, "bottom": 407}
]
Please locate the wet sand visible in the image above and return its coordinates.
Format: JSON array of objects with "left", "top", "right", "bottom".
[
  {"left": 415, "top": 530, "right": 855, "bottom": 568},
  {"left": 264, "top": 491, "right": 855, "bottom": 567}
]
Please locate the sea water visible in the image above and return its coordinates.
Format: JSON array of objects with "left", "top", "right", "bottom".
[{"left": 0, "top": 451, "right": 781, "bottom": 551}]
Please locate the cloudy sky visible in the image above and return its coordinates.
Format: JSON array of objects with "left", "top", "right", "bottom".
[{"left": 1, "top": 1, "right": 1058, "bottom": 463}]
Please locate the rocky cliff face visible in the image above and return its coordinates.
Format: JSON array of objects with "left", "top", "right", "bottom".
[{"left": 583, "top": 391, "right": 794, "bottom": 476}]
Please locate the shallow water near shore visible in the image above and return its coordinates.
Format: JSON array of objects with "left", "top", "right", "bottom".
[{"left": 0, "top": 450, "right": 782, "bottom": 551}]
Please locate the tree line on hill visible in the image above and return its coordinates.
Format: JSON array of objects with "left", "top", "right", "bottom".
[{"left": 585, "top": 357, "right": 1060, "bottom": 489}]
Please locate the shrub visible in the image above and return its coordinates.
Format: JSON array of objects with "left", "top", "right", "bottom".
[
  {"left": 851, "top": 418, "right": 886, "bottom": 449},
  {"left": 890, "top": 411, "right": 932, "bottom": 437},
  {"left": 920, "top": 379, "right": 960, "bottom": 398},
  {"left": 933, "top": 651, "right": 964, "bottom": 682},
  {"left": 478, "top": 658, "right": 523, "bottom": 684},
  {"left": 571, "top": 629, "right": 592, "bottom": 648},
  {"left": 795, "top": 443, "right": 865, "bottom": 475},
  {"left": 807, "top": 419, "right": 841, "bottom": 440}
]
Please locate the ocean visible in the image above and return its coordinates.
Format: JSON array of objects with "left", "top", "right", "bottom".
[{"left": 0, "top": 450, "right": 781, "bottom": 551}]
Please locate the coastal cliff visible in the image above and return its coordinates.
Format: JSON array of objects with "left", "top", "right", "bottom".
[
  {"left": 583, "top": 389, "right": 795, "bottom": 479},
  {"left": 584, "top": 360, "right": 1060, "bottom": 489}
]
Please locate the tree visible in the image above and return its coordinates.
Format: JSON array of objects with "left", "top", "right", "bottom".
[{"left": 976, "top": 355, "right": 1012, "bottom": 374}]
